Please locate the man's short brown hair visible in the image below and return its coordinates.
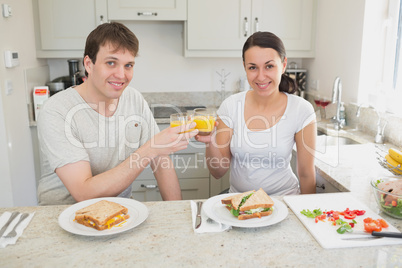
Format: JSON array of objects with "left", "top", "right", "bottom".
[{"left": 83, "top": 22, "right": 139, "bottom": 76}]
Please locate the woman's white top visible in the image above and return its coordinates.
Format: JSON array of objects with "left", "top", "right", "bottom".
[{"left": 217, "top": 91, "right": 315, "bottom": 196}]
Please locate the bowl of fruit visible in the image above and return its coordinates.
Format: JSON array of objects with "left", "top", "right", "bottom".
[{"left": 371, "top": 177, "right": 402, "bottom": 219}]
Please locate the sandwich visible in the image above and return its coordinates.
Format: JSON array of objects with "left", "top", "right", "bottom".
[
  {"left": 221, "top": 188, "right": 274, "bottom": 220},
  {"left": 75, "top": 200, "right": 130, "bottom": 230}
]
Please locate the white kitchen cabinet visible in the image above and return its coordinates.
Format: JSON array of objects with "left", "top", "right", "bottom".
[
  {"left": 107, "top": 0, "right": 186, "bottom": 21},
  {"left": 33, "top": 0, "right": 107, "bottom": 58},
  {"left": 185, "top": 0, "right": 317, "bottom": 58},
  {"left": 210, "top": 171, "right": 230, "bottom": 196},
  {"left": 132, "top": 178, "right": 210, "bottom": 201},
  {"left": 315, "top": 172, "right": 340, "bottom": 193}
]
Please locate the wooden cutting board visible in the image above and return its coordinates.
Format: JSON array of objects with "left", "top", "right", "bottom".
[{"left": 283, "top": 193, "right": 402, "bottom": 249}]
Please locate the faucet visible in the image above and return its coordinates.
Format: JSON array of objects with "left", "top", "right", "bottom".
[
  {"left": 356, "top": 104, "right": 387, "bottom": 144},
  {"left": 331, "top": 77, "right": 344, "bottom": 130}
]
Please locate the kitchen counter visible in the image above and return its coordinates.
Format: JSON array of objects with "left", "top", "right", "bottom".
[
  {"left": 315, "top": 120, "right": 397, "bottom": 196},
  {"left": 1, "top": 195, "right": 402, "bottom": 267},
  {"left": 2, "top": 121, "right": 402, "bottom": 267}
]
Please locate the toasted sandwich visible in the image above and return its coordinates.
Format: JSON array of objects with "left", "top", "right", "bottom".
[
  {"left": 75, "top": 200, "right": 130, "bottom": 230},
  {"left": 221, "top": 188, "right": 274, "bottom": 220}
]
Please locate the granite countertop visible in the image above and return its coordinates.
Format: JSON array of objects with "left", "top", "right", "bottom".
[
  {"left": 1, "top": 195, "right": 402, "bottom": 267},
  {"left": 2, "top": 120, "right": 402, "bottom": 267}
]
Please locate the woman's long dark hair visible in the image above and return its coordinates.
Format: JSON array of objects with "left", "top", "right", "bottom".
[{"left": 242, "top": 32, "right": 297, "bottom": 94}]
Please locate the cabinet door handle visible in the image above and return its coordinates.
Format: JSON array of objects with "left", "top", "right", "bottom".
[
  {"left": 99, "top": 15, "right": 105, "bottom": 24},
  {"left": 137, "top": 12, "right": 158, "bottom": 16},
  {"left": 141, "top": 184, "right": 158, "bottom": 189},
  {"left": 244, "top": 17, "right": 249, "bottom": 37},
  {"left": 255, "top": 17, "right": 259, "bottom": 32}
]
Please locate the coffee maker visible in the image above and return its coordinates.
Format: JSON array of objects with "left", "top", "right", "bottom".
[
  {"left": 67, "top": 59, "right": 84, "bottom": 86},
  {"left": 47, "top": 59, "right": 84, "bottom": 95}
]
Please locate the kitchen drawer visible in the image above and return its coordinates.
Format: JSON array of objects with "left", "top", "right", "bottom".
[
  {"left": 173, "top": 152, "right": 209, "bottom": 179},
  {"left": 136, "top": 151, "right": 208, "bottom": 181},
  {"left": 132, "top": 179, "right": 163, "bottom": 202},
  {"left": 132, "top": 177, "right": 209, "bottom": 201}
]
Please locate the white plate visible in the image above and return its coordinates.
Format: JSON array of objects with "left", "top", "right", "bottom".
[
  {"left": 58, "top": 197, "right": 148, "bottom": 236},
  {"left": 203, "top": 193, "right": 288, "bottom": 228}
]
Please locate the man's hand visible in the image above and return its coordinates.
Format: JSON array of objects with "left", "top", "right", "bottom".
[{"left": 148, "top": 122, "right": 198, "bottom": 157}]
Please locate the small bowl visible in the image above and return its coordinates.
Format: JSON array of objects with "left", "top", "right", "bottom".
[{"left": 371, "top": 177, "right": 402, "bottom": 219}]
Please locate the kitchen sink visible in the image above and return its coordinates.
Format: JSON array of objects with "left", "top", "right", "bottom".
[
  {"left": 316, "top": 135, "right": 360, "bottom": 146},
  {"left": 151, "top": 105, "right": 206, "bottom": 118}
]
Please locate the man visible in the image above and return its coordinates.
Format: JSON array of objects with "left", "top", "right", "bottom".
[{"left": 37, "top": 22, "right": 197, "bottom": 205}]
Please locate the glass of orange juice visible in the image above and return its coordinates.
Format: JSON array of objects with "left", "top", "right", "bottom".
[
  {"left": 193, "top": 108, "right": 216, "bottom": 136},
  {"left": 170, "top": 112, "right": 194, "bottom": 133}
]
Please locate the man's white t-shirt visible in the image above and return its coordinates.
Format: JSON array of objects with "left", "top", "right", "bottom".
[
  {"left": 37, "top": 87, "right": 159, "bottom": 205},
  {"left": 217, "top": 91, "right": 315, "bottom": 196}
]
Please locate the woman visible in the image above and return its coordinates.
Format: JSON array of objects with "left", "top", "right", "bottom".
[{"left": 196, "top": 31, "right": 316, "bottom": 195}]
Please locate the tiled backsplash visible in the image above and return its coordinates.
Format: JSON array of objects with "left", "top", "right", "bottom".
[
  {"left": 344, "top": 103, "right": 402, "bottom": 147},
  {"left": 305, "top": 93, "right": 402, "bottom": 147},
  {"left": 142, "top": 91, "right": 231, "bottom": 109}
]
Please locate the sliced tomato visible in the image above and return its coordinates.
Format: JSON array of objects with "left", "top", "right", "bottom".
[
  {"left": 344, "top": 213, "right": 356, "bottom": 220},
  {"left": 364, "top": 222, "right": 382, "bottom": 232},
  {"left": 378, "top": 219, "right": 389, "bottom": 228},
  {"left": 363, "top": 217, "right": 373, "bottom": 223},
  {"left": 353, "top": 210, "right": 366, "bottom": 216},
  {"left": 332, "top": 212, "right": 340, "bottom": 220},
  {"left": 315, "top": 214, "right": 326, "bottom": 223}
]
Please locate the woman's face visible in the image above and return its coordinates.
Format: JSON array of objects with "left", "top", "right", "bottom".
[{"left": 243, "top": 46, "right": 287, "bottom": 97}]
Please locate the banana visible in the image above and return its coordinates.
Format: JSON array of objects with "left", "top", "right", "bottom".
[
  {"left": 385, "top": 154, "right": 402, "bottom": 175},
  {"left": 389, "top": 148, "right": 402, "bottom": 164}
]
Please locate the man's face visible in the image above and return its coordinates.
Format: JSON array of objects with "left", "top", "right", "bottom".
[{"left": 84, "top": 43, "right": 135, "bottom": 101}]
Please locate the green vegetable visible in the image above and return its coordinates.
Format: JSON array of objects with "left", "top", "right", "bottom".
[
  {"left": 337, "top": 223, "right": 353, "bottom": 234},
  {"left": 229, "top": 193, "right": 254, "bottom": 217},
  {"left": 230, "top": 207, "right": 239, "bottom": 217},
  {"left": 380, "top": 198, "right": 402, "bottom": 218},
  {"left": 300, "top": 209, "right": 322, "bottom": 218},
  {"left": 374, "top": 179, "right": 383, "bottom": 187},
  {"left": 375, "top": 179, "right": 402, "bottom": 218},
  {"left": 335, "top": 218, "right": 354, "bottom": 234}
]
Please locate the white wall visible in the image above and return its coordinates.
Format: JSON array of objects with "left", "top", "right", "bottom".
[
  {"left": 303, "top": 0, "right": 366, "bottom": 103},
  {"left": 303, "top": 0, "right": 392, "bottom": 106},
  {"left": 47, "top": 21, "right": 303, "bottom": 94},
  {"left": 0, "top": 0, "right": 46, "bottom": 207}
]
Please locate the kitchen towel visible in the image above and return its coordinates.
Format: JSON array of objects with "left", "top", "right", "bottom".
[
  {"left": 0, "top": 212, "right": 35, "bottom": 248},
  {"left": 190, "top": 201, "right": 231, "bottom": 233}
]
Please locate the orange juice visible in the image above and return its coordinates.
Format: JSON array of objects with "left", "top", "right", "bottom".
[
  {"left": 170, "top": 120, "right": 182, "bottom": 128},
  {"left": 170, "top": 120, "right": 195, "bottom": 133},
  {"left": 193, "top": 115, "right": 215, "bottom": 135}
]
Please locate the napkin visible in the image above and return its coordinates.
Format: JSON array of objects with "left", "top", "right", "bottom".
[
  {"left": 0, "top": 212, "right": 35, "bottom": 248},
  {"left": 190, "top": 201, "right": 231, "bottom": 233}
]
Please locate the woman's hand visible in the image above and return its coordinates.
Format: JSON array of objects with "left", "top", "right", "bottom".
[{"left": 194, "top": 121, "right": 219, "bottom": 144}]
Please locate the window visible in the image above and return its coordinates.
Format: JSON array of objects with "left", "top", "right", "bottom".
[{"left": 384, "top": 0, "right": 402, "bottom": 115}]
